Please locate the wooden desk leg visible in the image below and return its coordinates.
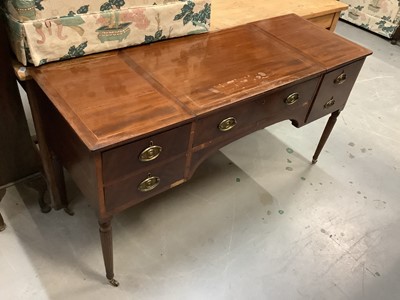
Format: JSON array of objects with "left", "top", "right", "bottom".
[
  {"left": 25, "top": 81, "right": 70, "bottom": 212},
  {"left": 312, "top": 110, "right": 341, "bottom": 164},
  {"left": 0, "top": 189, "right": 6, "bottom": 232},
  {"left": 99, "top": 220, "right": 119, "bottom": 287},
  {"left": 25, "top": 175, "right": 51, "bottom": 213}
]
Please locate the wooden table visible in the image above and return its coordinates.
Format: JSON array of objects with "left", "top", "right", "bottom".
[
  {"left": 211, "top": 0, "right": 348, "bottom": 31},
  {"left": 26, "top": 14, "right": 371, "bottom": 286}
]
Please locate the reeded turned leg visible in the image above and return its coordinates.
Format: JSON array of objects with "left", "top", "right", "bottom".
[
  {"left": 0, "top": 189, "right": 6, "bottom": 231},
  {"left": 312, "top": 110, "right": 340, "bottom": 164},
  {"left": 99, "top": 220, "right": 119, "bottom": 287}
]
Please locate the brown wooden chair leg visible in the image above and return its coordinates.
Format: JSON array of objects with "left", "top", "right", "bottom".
[
  {"left": 312, "top": 110, "right": 341, "bottom": 164},
  {"left": 0, "top": 189, "right": 6, "bottom": 231},
  {"left": 99, "top": 219, "right": 119, "bottom": 287}
]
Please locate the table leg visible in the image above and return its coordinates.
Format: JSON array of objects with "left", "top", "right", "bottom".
[
  {"left": 0, "top": 189, "right": 6, "bottom": 231},
  {"left": 99, "top": 219, "right": 119, "bottom": 287},
  {"left": 24, "top": 81, "right": 70, "bottom": 212},
  {"left": 25, "top": 175, "right": 51, "bottom": 213},
  {"left": 312, "top": 110, "right": 340, "bottom": 164}
]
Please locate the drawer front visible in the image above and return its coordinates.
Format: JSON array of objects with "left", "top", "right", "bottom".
[
  {"left": 306, "top": 59, "right": 365, "bottom": 123},
  {"left": 104, "top": 156, "right": 186, "bottom": 212},
  {"left": 102, "top": 124, "right": 191, "bottom": 184},
  {"left": 193, "top": 77, "right": 321, "bottom": 147}
]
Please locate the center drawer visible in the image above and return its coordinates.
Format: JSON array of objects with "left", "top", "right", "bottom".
[
  {"left": 102, "top": 124, "right": 191, "bottom": 184},
  {"left": 192, "top": 77, "right": 321, "bottom": 147}
]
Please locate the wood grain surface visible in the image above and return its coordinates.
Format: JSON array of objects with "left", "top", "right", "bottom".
[
  {"left": 211, "top": 0, "right": 348, "bottom": 31},
  {"left": 123, "top": 25, "right": 323, "bottom": 116},
  {"left": 256, "top": 14, "right": 372, "bottom": 70}
]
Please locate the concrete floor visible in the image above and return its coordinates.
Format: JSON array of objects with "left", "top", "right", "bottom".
[{"left": 1, "top": 21, "right": 400, "bottom": 300}]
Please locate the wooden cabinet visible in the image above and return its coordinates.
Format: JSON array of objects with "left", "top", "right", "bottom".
[{"left": 0, "top": 19, "right": 43, "bottom": 231}]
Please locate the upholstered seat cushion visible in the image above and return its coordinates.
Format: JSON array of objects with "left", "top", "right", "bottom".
[{"left": 2, "top": 0, "right": 211, "bottom": 66}]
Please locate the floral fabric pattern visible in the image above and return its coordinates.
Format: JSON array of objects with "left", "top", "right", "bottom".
[
  {"left": 340, "top": 0, "right": 400, "bottom": 38},
  {"left": 2, "top": 0, "right": 211, "bottom": 66}
]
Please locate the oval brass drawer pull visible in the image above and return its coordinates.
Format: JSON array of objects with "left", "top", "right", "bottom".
[
  {"left": 138, "top": 174, "right": 160, "bottom": 192},
  {"left": 324, "top": 98, "right": 336, "bottom": 109},
  {"left": 139, "top": 144, "right": 162, "bottom": 162},
  {"left": 285, "top": 92, "right": 299, "bottom": 105},
  {"left": 334, "top": 72, "right": 347, "bottom": 85},
  {"left": 218, "top": 117, "right": 237, "bottom": 132}
]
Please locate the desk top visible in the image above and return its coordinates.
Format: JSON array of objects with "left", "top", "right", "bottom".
[
  {"left": 211, "top": 0, "right": 348, "bottom": 30},
  {"left": 31, "top": 14, "right": 371, "bottom": 151}
]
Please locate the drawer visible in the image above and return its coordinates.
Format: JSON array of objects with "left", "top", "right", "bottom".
[
  {"left": 193, "top": 77, "right": 321, "bottom": 147},
  {"left": 102, "top": 124, "right": 191, "bottom": 184},
  {"left": 306, "top": 59, "right": 365, "bottom": 123},
  {"left": 104, "top": 156, "right": 186, "bottom": 212}
]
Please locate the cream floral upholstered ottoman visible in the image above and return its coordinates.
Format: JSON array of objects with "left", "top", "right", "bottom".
[
  {"left": 340, "top": 0, "right": 400, "bottom": 39},
  {"left": 2, "top": 0, "right": 211, "bottom": 66}
]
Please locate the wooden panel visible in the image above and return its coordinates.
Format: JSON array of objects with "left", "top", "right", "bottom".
[
  {"left": 102, "top": 124, "right": 191, "bottom": 184},
  {"left": 193, "top": 77, "right": 321, "bottom": 147},
  {"left": 124, "top": 25, "right": 323, "bottom": 116},
  {"left": 0, "top": 19, "right": 40, "bottom": 186},
  {"left": 307, "top": 59, "right": 366, "bottom": 123},
  {"left": 104, "top": 156, "right": 186, "bottom": 213},
  {"left": 211, "top": 0, "right": 347, "bottom": 31},
  {"left": 30, "top": 54, "right": 194, "bottom": 151},
  {"left": 255, "top": 14, "right": 373, "bottom": 70}
]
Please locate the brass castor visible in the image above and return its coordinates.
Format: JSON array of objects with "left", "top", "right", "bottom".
[{"left": 109, "top": 278, "right": 119, "bottom": 287}]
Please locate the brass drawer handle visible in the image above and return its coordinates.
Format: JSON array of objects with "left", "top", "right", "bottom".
[
  {"left": 324, "top": 98, "right": 336, "bottom": 109},
  {"left": 139, "top": 143, "right": 162, "bottom": 162},
  {"left": 285, "top": 92, "right": 299, "bottom": 105},
  {"left": 138, "top": 174, "right": 160, "bottom": 192},
  {"left": 218, "top": 117, "right": 237, "bottom": 132},
  {"left": 334, "top": 72, "right": 347, "bottom": 85}
]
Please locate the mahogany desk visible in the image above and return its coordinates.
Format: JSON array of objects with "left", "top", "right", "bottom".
[{"left": 26, "top": 14, "right": 371, "bottom": 286}]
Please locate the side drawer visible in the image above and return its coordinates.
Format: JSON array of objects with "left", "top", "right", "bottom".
[
  {"left": 104, "top": 156, "right": 186, "bottom": 213},
  {"left": 193, "top": 77, "right": 321, "bottom": 147},
  {"left": 102, "top": 124, "right": 191, "bottom": 184},
  {"left": 306, "top": 59, "right": 365, "bottom": 123}
]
